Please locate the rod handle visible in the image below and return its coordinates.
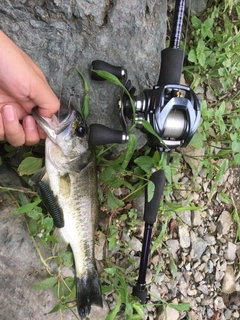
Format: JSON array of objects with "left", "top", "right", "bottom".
[
  {"left": 157, "top": 48, "right": 184, "bottom": 86},
  {"left": 144, "top": 169, "right": 166, "bottom": 224}
]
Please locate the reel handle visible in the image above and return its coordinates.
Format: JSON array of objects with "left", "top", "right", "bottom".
[
  {"left": 91, "top": 60, "right": 126, "bottom": 81},
  {"left": 88, "top": 123, "right": 128, "bottom": 145}
]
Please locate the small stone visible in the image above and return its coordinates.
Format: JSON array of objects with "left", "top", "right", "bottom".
[
  {"left": 166, "top": 239, "right": 180, "bottom": 260},
  {"left": 222, "top": 265, "right": 236, "bottom": 294},
  {"left": 179, "top": 280, "right": 189, "bottom": 297},
  {"left": 150, "top": 283, "right": 161, "bottom": 300},
  {"left": 129, "top": 236, "right": 142, "bottom": 252},
  {"left": 187, "top": 288, "right": 197, "bottom": 296},
  {"left": 181, "top": 146, "right": 206, "bottom": 174},
  {"left": 89, "top": 298, "right": 109, "bottom": 320},
  {"left": 205, "top": 236, "right": 216, "bottom": 246},
  {"left": 178, "top": 210, "right": 192, "bottom": 226},
  {"left": 192, "top": 210, "right": 203, "bottom": 226},
  {"left": 60, "top": 266, "right": 74, "bottom": 278},
  {"left": 214, "top": 296, "right": 226, "bottom": 309},
  {"left": 225, "top": 242, "right": 237, "bottom": 261},
  {"left": 194, "top": 270, "right": 204, "bottom": 282},
  {"left": 232, "top": 311, "right": 240, "bottom": 319},
  {"left": 216, "top": 261, "right": 227, "bottom": 282},
  {"left": 197, "top": 283, "right": 209, "bottom": 295},
  {"left": 207, "top": 308, "right": 214, "bottom": 318},
  {"left": 179, "top": 225, "right": 190, "bottom": 248},
  {"left": 208, "top": 221, "right": 217, "bottom": 233},
  {"left": 146, "top": 269, "right": 153, "bottom": 285},
  {"left": 224, "top": 309, "right": 233, "bottom": 320},
  {"left": 95, "top": 231, "right": 106, "bottom": 261},
  {"left": 192, "top": 238, "right": 208, "bottom": 261},
  {"left": 206, "top": 260, "right": 214, "bottom": 274},
  {"left": 157, "top": 302, "right": 180, "bottom": 320},
  {"left": 218, "top": 211, "right": 231, "bottom": 235},
  {"left": 206, "top": 86, "right": 216, "bottom": 101}
]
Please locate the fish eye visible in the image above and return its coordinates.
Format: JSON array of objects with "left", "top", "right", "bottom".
[{"left": 76, "top": 125, "right": 85, "bottom": 137}]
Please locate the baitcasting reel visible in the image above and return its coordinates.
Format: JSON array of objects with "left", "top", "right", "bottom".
[{"left": 89, "top": 58, "right": 200, "bottom": 150}]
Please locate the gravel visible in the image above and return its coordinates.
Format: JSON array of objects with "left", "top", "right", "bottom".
[{"left": 0, "top": 1, "right": 239, "bottom": 319}]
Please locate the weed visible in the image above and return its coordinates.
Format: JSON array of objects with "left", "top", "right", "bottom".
[
  {"left": 184, "top": 4, "right": 240, "bottom": 94},
  {"left": 1, "top": 2, "right": 240, "bottom": 319}
]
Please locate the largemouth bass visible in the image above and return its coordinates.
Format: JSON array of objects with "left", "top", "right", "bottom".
[{"left": 32, "top": 106, "right": 102, "bottom": 319}]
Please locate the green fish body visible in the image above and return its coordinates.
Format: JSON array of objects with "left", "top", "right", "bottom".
[{"left": 32, "top": 107, "right": 102, "bottom": 319}]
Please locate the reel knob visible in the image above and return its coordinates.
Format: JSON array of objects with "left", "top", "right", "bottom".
[
  {"left": 88, "top": 124, "right": 128, "bottom": 145},
  {"left": 91, "top": 60, "right": 126, "bottom": 81}
]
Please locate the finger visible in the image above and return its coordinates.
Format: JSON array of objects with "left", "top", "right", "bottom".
[
  {"left": 0, "top": 100, "right": 28, "bottom": 119},
  {"left": 2, "top": 105, "right": 25, "bottom": 146},
  {"left": 29, "top": 76, "right": 60, "bottom": 117},
  {"left": 37, "top": 124, "right": 47, "bottom": 140},
  {"left": 0, "top": 113, "right": 5, "bottom": 141},
  {"left": 22, "top": 116, "right": 40, "bottom": 146}
]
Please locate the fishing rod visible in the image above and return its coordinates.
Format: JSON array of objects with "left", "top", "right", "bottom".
[{"left": 89, "top": 0, "right": 200, "bottom": 304}]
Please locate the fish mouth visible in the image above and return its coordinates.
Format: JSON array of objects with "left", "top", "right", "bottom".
[{"left": 32, "top": 106, "right": 77, "bottom": 141}]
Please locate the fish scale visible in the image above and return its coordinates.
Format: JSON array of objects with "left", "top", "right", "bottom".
[{"left": 32, "top": 106, "right": 102, "bottom": 319}]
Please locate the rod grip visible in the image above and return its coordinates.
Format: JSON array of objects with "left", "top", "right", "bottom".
[
  {"left": 91, "top": 60, "right": 124, "bottom": 81},
  {"left": 157, "top": 48, "right": 184, "bottom": 86},
  {"left": 144, "top": 169, "right": 166, "bottom": 224},
  {"left": 88, "top": 124, "right": 124, "bottom": 145}
]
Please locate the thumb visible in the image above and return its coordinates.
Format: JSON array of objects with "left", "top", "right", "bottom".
[{"left": 30, "top": 78, "right": 60, "bottom": 118}]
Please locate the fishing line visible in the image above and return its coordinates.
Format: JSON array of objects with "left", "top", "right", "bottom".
[
  {"left": 184, "top": 0, "right": 192, "bottom": 53},
  {"left": 181, "top": 0, "right": 192, "bottom": 83},
  {"left": 47, "top": 0, "right": 73, "bottom": 117}
]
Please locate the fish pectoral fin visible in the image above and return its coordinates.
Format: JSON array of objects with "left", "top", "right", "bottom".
[
  {"left": 30, "top": 167, "right": 48, "bottom": 187},
  {"left": 53, "top": 228, "right": 70, "bottom": 254},
  {"left": 37, "top": 180, "right": 64, "bottom": 229}
]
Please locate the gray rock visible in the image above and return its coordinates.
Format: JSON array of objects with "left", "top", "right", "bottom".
[
  {"left": 225, "top": 242, "right": 237, "bottom": 261},
  {"left": 0, "top": 0, "right": 167, "bottom": 149},
  {"left": 179, "top": 225, "right": 191, "bottom": 248},
  {"left": 168, "top": 0, "right": 208, "bottom": 16},
  {"left": 129, "top": 236, "right": 142, "bottom": 252},
  {"left": 218, "top": 211, "right": 232, "bottom": 235},
  {"left": 178, "top": 210, "right": 192, "bottom": 226},
  {"left": 197, "top": 283, "right": 209, "bottom": 295},
  {"left": 192, "top": 210, "right": 203, "bottom": 226},
  {"left": 0, "top": 166, "right": 73, "bottom": 320},
  {"left": 222, "top": 265, "right": 236, "bottom": 294},
  {"left": 192, "top": 238, "right": 208, "bottom": 261},
  {"left": 0, "top": 2, "right": 168, "bottom": 317},
  {"left": 95, "top": 230, "right": 106, "bottom": 261},
  {"left": 166, "top": 239, "right": 180, "bottom": 260}
]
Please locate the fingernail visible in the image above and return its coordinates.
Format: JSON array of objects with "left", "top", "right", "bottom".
[
  {"left": 2, "top": 105, "right": 15, "bottom": 121},
  {"left": 25, "top": 116, "right": 36, "bottom": 131}
]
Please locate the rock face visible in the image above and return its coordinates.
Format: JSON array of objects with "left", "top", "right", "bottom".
[
  {"left": 0, "top": 165, "right": 72, "bottom": 320},
  {"left": 0, "top": 0, "right": 167, "bottom": 130},
  {"left": 0, "top": 1, "right": 167, "bottom": 318}
]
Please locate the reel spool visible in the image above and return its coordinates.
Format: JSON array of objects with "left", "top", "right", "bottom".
[{"left": 117, "top": 82, "right": 201, "bottom": 150}]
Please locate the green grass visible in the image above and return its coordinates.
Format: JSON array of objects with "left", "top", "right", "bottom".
[{"left": 1, "top": 1, "right": 240, "bottom": 319}]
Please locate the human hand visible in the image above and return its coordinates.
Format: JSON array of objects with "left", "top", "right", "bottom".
[{"left": 0, "top": 31, "right": 60, "bottom": 146}]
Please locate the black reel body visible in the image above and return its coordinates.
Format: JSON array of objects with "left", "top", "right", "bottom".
[{"left": 129, "top": 84, "right": 201, "bottom": 149}]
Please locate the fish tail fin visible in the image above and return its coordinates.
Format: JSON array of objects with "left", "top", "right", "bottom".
[{"left": 76, "top": 269, "right": 103, "bottom": 319}]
